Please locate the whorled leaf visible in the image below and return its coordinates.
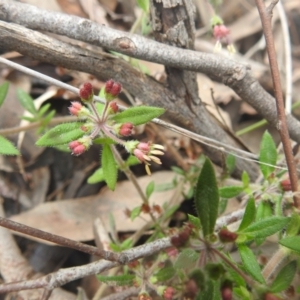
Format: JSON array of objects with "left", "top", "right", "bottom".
[
  {"left": 279, "top": 236, "right": 300, "bottom": 254},
  {"left": 174, "top": 248, "right": 198, "bottom": 269},
  {"left": 0, "top": 136, "right": 19, "bottom": 155},
  {"left": 111, "top": 106, "right": 165, "bottom": 126},
  {"left": 219, "top": 186, "right": 243, "bottom": 198},
  {"left": 0, "top": 81, "right": 9, "bottom": 108},
  {"left": 271, "top": 260, "right": 297, "bottom": 293},
  {"left": 36, "top": 122, "right": 85, "bottom": 146},
  {"left": 259, "top": 131, "right": 277, "bottom": 179},
  {"left": 87, "top": 168, "right": 104, "bottom": 184},
  {"left": 238, "top": 243, "right": 265, "bottom": 284},
  {"left": 102, "top": 144, "right": 117, "bottom": 190},
  {"left": 241, "top": 216, "right": 290, "bottom": 239},
  {"left": 238, "top": 198, "right": 256, "bottom": 231},
  {"left": 194, "top": 158, "right": 219, "bottom": 237},
  {"left": 16, "top": 88, "right": 37, "bottom": 116}
]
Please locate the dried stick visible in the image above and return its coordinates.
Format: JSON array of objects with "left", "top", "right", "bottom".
[
  {"left": 255, "top": 0, "right": 300, "bottom": 208},
  {"left": 0, "top": 237, "right": 171, "bottom": 294},
  {"left": 0, "top": 1, "right": 300, "bottom": 145}
]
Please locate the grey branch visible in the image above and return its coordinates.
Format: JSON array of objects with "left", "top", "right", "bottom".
[
  {"left": 0, "top": 237, "right": 172, "bottom": 294},
  {"left": 0, "top": 19, "right": 258, "bottom": 179},
  {"left": 0, "top": 0, "right": 299, "bottom": 144}
]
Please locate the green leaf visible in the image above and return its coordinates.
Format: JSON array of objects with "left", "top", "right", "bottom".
[
  {"left": 271, "top": 260, "right": 297, "bottom": 293},
  {"left": 174, "top": 249, "right": 198, "bottom": 269},
  {"left": 162, "top": 204, "right": 179, "bottom": 220},
  {"left": 17, "top": 88, "right": 37, "bottom": 116},
  {"left": 109, "top": 242, "right": 121, "bottom": 252},
  {"left": 171, "top": 166, "right": 185, "bottom": 176},
  {"left": 238, "top": 198, "right": 256, "bottom": 231},
  {"left": 154, "top": 266, "right": 176, "bottom": 282},
  {"left": 0, "top": 136, "right": 19, "bottom": 155},
  {"left": 125, "top": 155, "right": 140, "bottom": 166},
  {"left": 259, "top": 131, "right": 277, "bottom": 179},
  {"left": 37, "top": 103, "right": 51, "bottom": 117},
  {"left": 41, "top": 109, "right": 55, "bottom": 124},
  {"left": 111, "top": 106, "right": 165, "bottom": 126},
  {"left": 219, "top": 186, "right": 243, "bottom": 198},
  {"left": 238, "top": 244, "right": 265, "bottom": 284},
  {"left": 53, "top": 144, "right": 71, "bottom": 153},
  {"left": 130, "top": 206, "right": 142, "bottom": 221},
  {"left": 102, "top": 144, "right": 117, "bottom": 190},
  {"left": 198, "top": 279, "right": 221, "bottom": 300},
  {"left": 194, "top": 158, "right": 219, "bottom": 237},
  {"left": 36, "top": 122, "right": 85, "bottom": 146},
  {"left": 120, "top": 238, "right": 133, "bottom": 250},
  {"left": 279, "top": 236, "right": 300, "bottom": 254},
  {"left": 256, "top": 201, "right": 273, "bottom": 223},
  {"left": 242, "top": 217, "right": 289, "bottom": 239},
  {"left": 188, "top": 214, "right": 201, "bottom": 229},
  {"left": 146, "top": 181, "right": 155, "bottom": 199},
  {"left": 87, "top": 168, "right": 105, "bottom": 184},
  {"left": 0, "top": 82, "right": 9, "bottom": 108},
  {"left": 95, "top": 102, "right": 105, "bottom": 115},
  {"left": 225, "top": 154, "right": 236, "bottom": 174},
  {"left": 286, "top": 213, "right": 300, "bottom": 237},
  {"left": 137, "top": 0, "right": 149, "bottom": 12},
  {"left": 97, "top": 274, "right": 135, "bottom": 286},
  {"left": 93, "top": 137, "right": 116, "bottom": 145},
  {"left": 242, "top": 171, "right": 250, "bottom": 188}
]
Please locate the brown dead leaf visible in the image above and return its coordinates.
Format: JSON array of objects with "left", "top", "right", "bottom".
[
  {"left": 78, "top": 0, "right": 108, "bottom": 25},
  {"left": 57, "top": 0, "right": 88, "bottom": 17},
  {"left": 10, "top": 171, "right": 183, "bottom": 244}
]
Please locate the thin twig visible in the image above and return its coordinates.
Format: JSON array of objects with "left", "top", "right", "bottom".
[
  {"left": 0, "top": 216, "right": 121, "bottom": 262},
  {"left": 0, "top": 237, "right": 172, "bottom": 293},
  {"left": 277, "top": 1, "right": 293, "bottom": 113},
  {"left": 255, "top": 0, "right": 300, "bottom": 208}
]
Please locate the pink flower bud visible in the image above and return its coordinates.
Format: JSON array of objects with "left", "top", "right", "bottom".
[
  {"left": 133, "top": 148, "right": 146, "bottom": 162},
  {"left": 69, "top": 137, "right": 92, "bottom": 156},
  {"left": 119, "top": 123, "right": 134, "bottom": 136},
  {"left": 69, "top": 102, "right": 82, "bottom": 116},
  {"left": 79, "top": 82, "right": 94, "bottom": 102},
  {"left": 137, "top": 142, "right": 150, "bottom": 152},
  {"left": 213, "top": 24, "right": 230, "bottom": 40}
]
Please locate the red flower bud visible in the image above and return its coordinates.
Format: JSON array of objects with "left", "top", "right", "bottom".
[
  {"left": 171, "top": 226, "right": 191, "bottom": 247},
  {"left": 119, "top": 122, "right": 134, "bottom": 136},
  {"left": 141, "top": 203, "right": 151, "bottom": 214},
  {"left": 104, "top": 79, "right": 122, "bottom": 101},
  {"left": 264, "top": 293, "right": 282, "bottom": 300},
  {"left": 280, "top": 178, "right": 292, "bottom": 192},
  {"left": 163, "top": 287, "right": 174, "bottom": 300},
  {"left": 165, "top": 247, "right": 178, "bottom": 258},
  {"left": 109, "top": 101, "right": 119, "bottom": 113},
  {"left": 218, "top": 228, "right": 238, "bottom": 243},
  {"left": 79, "top": 82, "right": 94, "bottom": 102},
  {"left": 221, "top": 286, "right": 232, "bottom": 300}
]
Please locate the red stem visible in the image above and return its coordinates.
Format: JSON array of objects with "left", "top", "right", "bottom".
[{"left": 255, "top": 0, "right": 300, "bottom": 208}]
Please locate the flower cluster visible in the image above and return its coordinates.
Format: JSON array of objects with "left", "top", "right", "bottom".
[
  {"left": 68, "top": 80, "right": 165, "bottom": 175},
  {"left": 211, "top": 15, "right": 235, "bottom": 54}
]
